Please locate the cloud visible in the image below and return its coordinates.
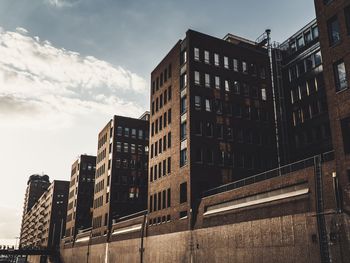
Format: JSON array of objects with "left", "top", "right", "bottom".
[
  {"left": 0, "top": 26, "right": 148, "bottom": 128},
  {"left": 46, "top": 0, "right": 81, "bottom": 8}
]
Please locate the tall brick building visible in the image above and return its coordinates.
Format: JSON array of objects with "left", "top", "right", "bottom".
[
  {"left": 314, "top": 0, "right": 350, "bottom": 212},
  {"left": 91, "top": 113, "right": 149, "bottom": 240},
  {"left": 148, "top": 30, "right": 277, "bottom": 233},
  {"left": 64, "top": 155, "right": 96, "bottom": 244}
]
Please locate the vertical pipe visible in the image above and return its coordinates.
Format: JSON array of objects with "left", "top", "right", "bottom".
[{"left": 266, "top": 29, "right": 281, "bottom": 169}]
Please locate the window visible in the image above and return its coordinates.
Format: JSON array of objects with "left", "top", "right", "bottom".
[
  {"left": 214, "top": 53, "right": 219, "bottom": 66},
  {"left": 194, "top": 47, "right": 199, "bottom": 61},
  {"left": 131, "top": 129, "right": 137, "bottom": 139},
  {"left": 167, "top": 189, "right": 171, "bottom": 207},
  {"left": 260, "top": 67, "right": 266, "bottom": 79},
  {"left": 194, "top": 71, "right": 200, "bottom": 85},
  {"left": 138, "top": 130, "right": 143, "bottom": 140},
  {"left": 205, "top": 99, "right": 212, "bottom": 112},
  {"left": 116, "top": 142, "right": 121, "bottom": 152},
  {"left": 334, "top": 61, "right": 348, "bottom": 91},
  {"left": 180, "top": 73, "right": 187, "bottom": 90},
  {"left": 195, "top": 96, "right": 201, "bottom": 110},
  {"left": 215, "top": 99, "right": 222, "bottom": 114},
  {"left": 131, "top": 144, "right": 136, "bottom": 153},
  {"left": 180, "top": 96, "right": 187, "bottom": 114},
  {"left": 163, "top": 160, "right": 166, "bottom": 176},
  {"left": 312, "top": 26, "right": 319, "bottom": 39},
  {"left": 224, "top": 80, "right": 230, "bottom": 92},
  {"left": 180, "top": 122, "right": 187, "bottom": 140},
  {"left": 224, "top": 56, "right": 229, "bottom": 69},
  {"left": 159, "top": 139, "right": 162, "bottom": 154},
  {"left": 205, "top": 73, "right": 210, "bottom": 87},
  {"left": 167, "top": 157, "right": 171, "bottom": 173},
  {"left": 117, "top": 126, "right": 123, "bottom": 136},
  {"left": 314, "top": 51, "right": 322, "bottom": 66},
  {"left": 168, "top": 109, "right": 172, "bottom": 124},
  {"left": 243, "top": 83, "right": 249, "bottom": 96},
  {"left": 168, "top": 86, "right": 172, "bottom": 101},
  {"left": 215, "top": 76, "right": 220, "bottom": 89},
  {"left": 123, "top": 143, "right": 129, "bottom": 153},
  {"left": 216, "top": 124, "right": 223, "bottom": 139},
  {"left": 261, "top": 88, "right": 267, "bottom": 101},
  {"left": 345, "top": 6, "right": 350, "bottom": 35},
  {"left": 206, "top": 148, "right": 213, "bottom": 164},
  {"left": 160, "top": 94, "right": 163, "bottom": 108},
  {"left": 154, "top": 164, "right": 157, "bottom": 180},
  {"left": 206, "top": 122, "right": 213, "bottom": 137},
  {"left": 163, "top": 135, "right": 167, "bottom": 151},
  {"left": 297, "top": 35, "right": 304, "bottom": 48},
  {"left": 233, "top": 81, "right": 240, "bottom": 94},
  {"left": 164, "top": 90, "right": 168, "bottom": 105},
  {"left": 242, "top": 61, "right": 248, "bottom": 74},
  {"left": 180, "top": 149, "right": 187, "bottom": 167},
  {"left": 233, "top": 59, "right": 239, "bottom": 72},
  {"left": 304, "top": 30, "right": 312, "bottom": 44},
  {"left": 204, "top": 50, "right": 210, "bottom": 64},
  {"left": 323, "top": 0, "right": 333, "bottom": 5},
  {"left": 180, "top": 182, "right": 187, "bottom": 203},
  {"left": 195, "top": 148, "right": 203, "bottom": 162},
  {"left": 195, "top": 121, "right": 202, "bottom": 135},
  {"left": 168, "top": 132, "right": 171, "bottom": 147},
  {"left": 327, "top": 16, "right": 341, "bottom": 45}
]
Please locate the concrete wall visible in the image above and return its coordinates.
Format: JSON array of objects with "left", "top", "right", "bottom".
[{"left": 60, "top": 212, "right": 341, "bottom": 263}]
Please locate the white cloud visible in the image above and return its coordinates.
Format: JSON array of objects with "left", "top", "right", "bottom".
[
  {"left": 0, "top": 27, "right": 148, "bottom": 129},
  {"left": 46, "top": 0, "right": 81, "bottom": 8}
]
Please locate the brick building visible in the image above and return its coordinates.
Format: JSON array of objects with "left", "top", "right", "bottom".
[
  {"left": 148, "top": 30, "right": 277, "bottom": 234},
  {"left": 274, "top": 19, "right": 333, "bottom": 164},
  {"left": 19, "top": 180, "right": 69, "bottom": 250},
  {"left": 63, "top": 155, "right": 96, "bottom": 244},
  {"left": 314, "top": 0, "right": 350, "bottom": 212},
  {"left": 91, "top": 113, "right": 149, "bottom": 240}
]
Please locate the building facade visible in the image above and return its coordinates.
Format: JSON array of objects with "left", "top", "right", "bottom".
[
  {"left": 19, "top": 174, "right": 50, "bottom": 247},
  {"left": 275, "top": 19, "right": 333, "bottom": 163},
  {"left": 64, "top": 155, "right": 96, "bottom": 244},
  {"left": 314, "top": 0, "right": 350, "bottom": 212},
  {"left": 91, "top": 114, "right": 149, "bottom": 240},
  {"left": 19, "top": 180, "right": 69, "bottom": 249},
  {"left": 148, "top": 30, "right": 277, "bottom": 234}
]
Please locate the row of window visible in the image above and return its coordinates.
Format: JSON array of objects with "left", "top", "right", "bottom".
[
  {"left": 295, "top": 124, "right": 331, "bottom": 148},
  {"left": 97, "top": 148, "right": 107, "bottom": 164},
  {"left": 92, "top": 215, "right": 103, "bottom": 229},
  {"left": 151, "top": 109, "right": 172, "bottom": 137},
  {"left": 115, "top": 142, "right": 148, "bottom": 155},
  {"left": 151, "top": 86, "right": 172, "bottom": 115},
  {"left": 98, "top": 133, "right": 108, "bottom": 150},
  {"left": 152, "top": 63, "right": 172, "bottom": 95},
  {"left": 150, "top": 132, "right": 171, "bottom": 159},
  {"left": 290, "top": 75, "right": 323, "bottom": 104},
  {"left": 288, "top": 51, "right": 322, "bottom": 82},
  {"left": 292, "top": 99, "right": 328, "bottom": 126},
  {"left": 96, "top": 164, "right": 106, "bottom": 178},
  {"left": 93, "top": 195, "right": 105, "bottom": 209},
  {"left": 116, "top": 126, "right": 148, "bottom": 140},
  {"left": 190, "top": 48, "right": 267, "bottom": 79},
  {"left": 94, "top": 180, "right": 104, "bottom": 194},
  {"left": 115, "top": 158, "right": 148, "bottom": 170},
  {"left": 149, "top": 215, "right": 171, "bottom": 226},
  {"left": 149, "top": 188, "right": 171, "bottom": 212},
  {"left": 286, "top": 25, "right": 319, "bottom": 54},
  {"left": 150, "top": 157, "right": 171, "bottom": 182}
]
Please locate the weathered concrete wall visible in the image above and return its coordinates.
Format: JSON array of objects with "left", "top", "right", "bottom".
[{"left": 60, "top": 212, "right": 330, "bottom": 263}]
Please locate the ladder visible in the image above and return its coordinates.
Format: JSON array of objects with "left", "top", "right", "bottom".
[{"left": 314, "top": 155, "right": 330, "bottom": 263}]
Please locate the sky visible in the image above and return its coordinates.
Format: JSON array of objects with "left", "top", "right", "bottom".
[{"left": 0, "top": 0, "right": 316, "bottom": 245}]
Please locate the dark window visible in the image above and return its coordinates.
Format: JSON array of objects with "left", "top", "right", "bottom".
[
  {"left": 168, "top": 132, "right": 171, "bottom": 148},
  {"left": 160, "top": 94, "right": 163, "bottom": 108},
  {"left": 162, "top": 190, "right": 166, "bottom": 209},
  {"left": 158, "top": 192, "right": 161, "bottom": 211},
  {"left": 167, "top": 157, "right": 171, "bottom": 173},
  {"left": 327, "top": 16, "right": 341, "bottom": 45},
  {"left": 195, "top": 148, "right": 203, "bottom": 163},
  {"left": 334, "top": 60, "right": 348, "bottom": 91},
  {"left": 150, "top": 196, "right": 153, "bottom": 212},
  {"left": 180, "top": 122, "right": 187, "bottom": 140},
  {"left": 345, "top": 5, "right": 350, "bottom": 35},
  {"left": 206, "top": 122, "right": 213, "bottom": 137},
  {"left": 168, "top": 86, "right": 172, "bottom": 101},
  {"left": 179, "top": 210, "right": 187, "bottom": 218},
  {"left": 206, "top": 149, "right": 213, "bottom": 164},
  {"left": 180, "top": 96, "right": 187, "bottom": 114},
  {"left": 323, "top": 0, "right": 333, "bottom": 5},
  {"left": 167, "top": 188, "right": 171, "bottom": 207},
  {"left": 216, "top": 124, "right": 223, "bottom": 139},
  {"left": 314, "top": 51, "right": 322, "bottom": 67},
  {"left": 195, "top": 96, "right": 201, "bottom": 110},
  {"left": 168, "top": 109, "right": 172, "bottom": 124},
  {"left": 195, "top": 121, "right": 202, "bottom": 135},
  {"left": 163, "top": 112, "right": 167, "bottom": 128},
  {"left": 168, "top": 64, "right": 172, "bottom": 78},
  {"left": 180, "top": 182, "right": 187, "bottom": 203},
  {"left": 180, "top": 149, "right": 187, "bottom": 167},
  {"left": 341, "top": 117, "right": 350, "bottom": 154}
]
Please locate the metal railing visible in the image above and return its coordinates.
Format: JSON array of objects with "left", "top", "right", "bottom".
[{"left": 202, "top": 151, "right": 334, "bottom": 198}]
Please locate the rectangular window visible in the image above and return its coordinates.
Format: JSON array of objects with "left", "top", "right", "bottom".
[
  {"left": 205, "top": 73, "right": 210, "bottom": 87},
  {"left": 233, "top": 81, "right": 240, "bottom": 94},
  {"left": 124, "top": 127, "right": 129, "bottom": 137},
  {"left": 206, "top": 122, "right": 213, "bottom": 137},
  {"left": 131, "top": 129, "right": 137, "bottom": 139},
  {"left": 214, "top": 53, "right": 219, "bottom": 66},
  {"left": 206, "top": 148, "right": 213, "bottom": 164},
  {"left": 334, "top": 60, "right": 348, "bottom": 91},
  {"left": 261, "top": 88, "right": 267, "bottom": 101},
  {"left": 117, "top": 126, "right": 123, "bottom": 136},
  {"left": 195, "top": 121, "right": 202, "bottom": 135},
  {"left": 168, "top": 86, "right": 172, "bottom": 101},
  {"left": 297, "top": 35, "right": 304, "bottom": 48},
  {"left": 180, "top": 122, "right": 187, "bottom": 140},
  {"left": 168, "top": 109, "right": 172, "bottom": 124},
  {"left": 204, "top": 50, "right": 210, "bottom": 64},
  {"left": 180, "top": 182, "right": 187, "bottom": 203},
  {"left": 345, "top": 5, "right": 350, "bottom": 35},
  {"left": 328, "top": 15, "right": 341, "bottom": 45},
  {"left": 194, "top": 71, "right": 200, "bottom": 85},
  {"left": 205, "top": 99, "right": 212, "bottom": 112},
  {"left": 224, "top": 80, "right": 230, "bottom": 92},
  {"left": 341, "top": 117, "right": 350, "bottom": 154},
  {"left": 180, "top": 96, "right": 187, "bottom": 114},
  {"left": 215, "top": 76, "right": 220, "bottom": 89},
  {"left": 167, "top": 188, "right": 171, "bottom": 207},
  {"left": 195, "top": 148, "right": 203, "bottom": 162},
  {"left": 312, "top": 26, "right": 319, "bottom": 39},
  {"left": 242, "top": 61, "right": 248, "bottom": 74},
  {"left": 131, "top": 144, "right": 136, "bottom": 153},
  {"left": 159, "top": 139, "right": 162, "bottom": 154},
  {"left": 123, "top": 142, "right": 129, "bottom": 153},
  {"left": 180, "top": 149, "right": 187, "bottom": 167},
  {"left": 154, "top": 164, "right": 157, "bottom": 180},
  {"left": 304, "top": 30, "right": 312, "bottom": 44},
  {"left": 233, "top": 59, "right": 239, "bottom": 71},
  {"left": 116, "top": 142, "right": 122, "bottom": 152},
  {"left": 195, "top": 96, "right": 201, "bottom": 110},
  {"left": 167, "top": 157, "right": 171, "bottom": 174},
  {"left": 224, "top": 56, "right": 229, "bottom": 69},
  {"left": 194, "top": 47, "right": 199, "bottom": 61},
  {"left": 216, "top": 124, "right": 223, "bottom": 139},
  {"left": 168, "top": 132, "right": 171, "bottom": 148},
  {"left": 163, "top": 160, "right": 166, "bottom": 176},
  {"left": 180, "top": 73, "right": 187, "bottom": 90}
]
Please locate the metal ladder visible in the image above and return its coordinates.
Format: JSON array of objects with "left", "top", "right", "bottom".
[{"left": 314, "top": 155, "right": 330, "bottom": 263}]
